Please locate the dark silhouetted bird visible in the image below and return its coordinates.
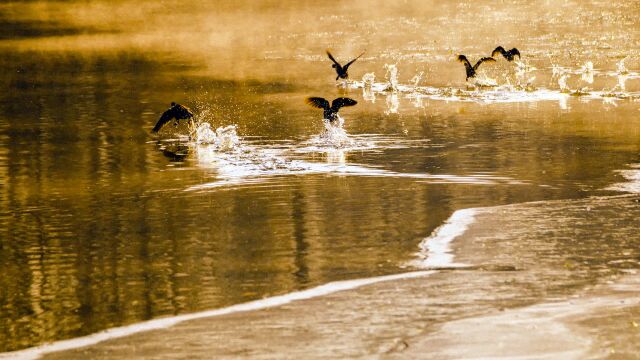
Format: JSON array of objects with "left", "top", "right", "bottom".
[
  {"left": 305, "top": 97, "right": 357, "bottom": 122},
  {"left": 457, "top": 55, "right": 496, "bottom": 80},
  {"left": 152, "top": 102, "right": 194, "bottom": 133},
  {"left": 326, "top": 50, "right": 365, "bottom": 80},
  {"left": 491, "top": 46, "right": 521, "bottom": 61}
]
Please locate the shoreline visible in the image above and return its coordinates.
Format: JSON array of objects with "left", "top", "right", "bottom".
[
  {"left": 3, "top": 194, "right": 640, "bottom": 359},
  {"left": 1, "top": 200, "right": 480, "bottom": 359},
  {"left": 0, "top": 270, "right": 436, "bottom": 360}
]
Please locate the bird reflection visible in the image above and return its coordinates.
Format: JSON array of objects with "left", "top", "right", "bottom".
[
  {"left": 385, "top": 92, "right": 399, "bottom": 114},
  {"left": 616, "top": 73, "right": 628, "bottom": 91},
  {"left": 160, "top": 142, "right": 190, "bottom": 161}
]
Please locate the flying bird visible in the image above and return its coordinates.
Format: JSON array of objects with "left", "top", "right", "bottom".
[
  {"left": 326, "top": 50, "right": 365, "bottom": 81},
  {"left": 491, "top": 46, "right": 521, "bottom": 61},
  {"left": 305, "top": 97, "right": 357, "bottom": 122},
  {"left": 457, "top": 55, "right": 496, "bottom": 80},
  {"left": 152, "top": 102, "right": 194, "bottom": 133}
]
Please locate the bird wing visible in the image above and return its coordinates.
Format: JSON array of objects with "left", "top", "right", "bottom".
[
  {"left": 473, "top": 57, "right": 496, "bottom": 70},
  {"left": 306, "top": 97, "right": 331, "bottom": 110},
  {"left": 491, "top": 46, "right": 507, "bottom": 58},
  {"left": 331, "top": 97, "right": 358, "bottom": 111},
  {"left": 152, "top": 109, "right": 175, "bottom": 133},
  {"left": 344, "top": 51, "right": 365, "bottom": 69},
  {"left": 326, "top": 50, "right": 341, "bottom": 66},
  {"left": 457, "top": 55, "right": 473, "bottom": 73},
  {"left": 509, "top": 48, "right": 521, "bottom": 59},
  {"left": 176, "top": 104, "right": 194, "bottom": 119}
]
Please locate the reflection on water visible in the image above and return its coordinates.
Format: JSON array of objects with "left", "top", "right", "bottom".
[{"left": 1, "top": 0, "right": 640, "bottom": 353}]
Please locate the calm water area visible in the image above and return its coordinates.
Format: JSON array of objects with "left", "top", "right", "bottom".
[{"left": 1, "top": 0, "right": 640, "bottom": 353}]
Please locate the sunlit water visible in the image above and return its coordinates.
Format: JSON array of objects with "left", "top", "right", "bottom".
[{"left": 1, "top": 0, "right": 640, "bottom": 354}]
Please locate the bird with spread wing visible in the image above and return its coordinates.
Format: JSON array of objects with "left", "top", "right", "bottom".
[
  {"left": 305, "top": 97, "right": 357, "bottom": 122},
  {"left": 152, "top": 102, "right": 194, "bottom": 133},
  {"left": 457, "top": 55, "right": 496, "bottom": 80},
  {"left": 491, "top": 46, "right": 521, "bottom": 61},
  {"left": 326, "top": 50, "right": 365, "bottom": 81}
]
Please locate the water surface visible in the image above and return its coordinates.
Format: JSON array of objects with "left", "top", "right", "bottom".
[{"left": 1, "top": 0, "right": 640, "bottom": 353}]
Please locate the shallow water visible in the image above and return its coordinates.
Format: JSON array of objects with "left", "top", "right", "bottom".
[
  {"left": 27, "top": 194, "right": 640, "bottom": 360},
  {"left": 1, "top": 0, "right": 640, "bottom": 353}
]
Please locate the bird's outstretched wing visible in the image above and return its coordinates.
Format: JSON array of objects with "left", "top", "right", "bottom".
[
  {"left": 331, "top": 97, "right": 358, "bottom": 111},
  {"left": 306, "top": 97, "right": 331, "bottom": 110},
  {"left": 344, "top": 51, "right": 365, "bottom": 69},
  {"left": 473, "top": 57, "right": 496, "bottom": 70},
  {"left": 491, "top": 46, "right": 507, "bottom": 59},
  {"left": 457, "top": 55, "right": 473, "bottom": 73},
  {"left": 509, "top": 48, "right": 521, "bottom": 59},
  {"left": 326, "top": 50, "right": 341, "bottom": 66},
  {"left": 152, "top": 110, "right": 175, "bottom": 133},
  {"left": 175, "top": 104, "right": 194, "bottom": 119}
]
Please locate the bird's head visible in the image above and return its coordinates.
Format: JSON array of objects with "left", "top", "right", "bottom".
[
  {"left": 171, "top": 102, "right": 176, "bottom": 107},
  {"left": 331, "top": 64, "right": 337, "bottom": 69}
]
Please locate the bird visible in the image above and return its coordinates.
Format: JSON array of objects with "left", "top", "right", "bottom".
[
  {"left": 152, "top": 102, "right": 194, "bottom": 133},
  {"left": 457, "top": 55, "right": 496, "bottom": 80},
  {"left": 491, "top": 46, "right": 521, "bottom": 61},
  {"left": 326, "top": 50, "right": 365, "bottom": 81},
  {"left": 305, "top": 97, "right": 357, "bottom": 122}
]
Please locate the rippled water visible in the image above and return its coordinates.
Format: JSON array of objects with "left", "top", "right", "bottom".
[{"left": 1, "top": 0, "right": 640, "bottom": 353}]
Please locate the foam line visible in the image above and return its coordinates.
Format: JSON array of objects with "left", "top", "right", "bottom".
[
  {"left": 2, "top": 207, "right": 480, "bottom": 359},
  {"left": 0, "top": 270, "right": 435, "bottom": 360},
  {"left": 414, "top": 208, "right": 478, "bottom": 268}
]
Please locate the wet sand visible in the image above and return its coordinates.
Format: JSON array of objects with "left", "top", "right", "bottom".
[
  {"left": 408, "top": 276, "right": 640, "bottom": 359},
  {"left": 2, "top": 194, "right": 634, "bottom": 359}
]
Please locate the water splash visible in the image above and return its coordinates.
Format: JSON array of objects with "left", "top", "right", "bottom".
[
  {"left": 314, "top": 116, "right": 354, "bottom": 148},
  {"left": 362, "top": 72, "right": 377, "bottom": 103},
  {"left": 184, "top": 130, "right": 522, "bottom": 192},
  {"left": 580, "top": 61, "right": 594, "bottom": 84},
  {"left": 190, "top": 122, "right": 240, "bottom": 152},
  {"left": 384, "top": 64, "right": 399, "bottom": 91},
  {"left": 215, "top": 125, "right": 240, "bottom": 151},
  {"left": 617, "top": 57, "right": 629, "bottom": 75},
  {"left": 191, "top": 122, "right": 217, "bottom": 144},
  {"left": 551, "top": 63, "right": 564, "bottom": 79},
  {"left": 469, "top": 73, "right": 498, "bottom": 87},
  {"left": 348, "top": 61, "right": 640, "bottom": 106},
  {"left": 514, "top": 59, "right": 537, "bottom": 87},
  {"left": 362, "top": 72, "right": 376, "bottom": 87},
  {"left": 410, "top": 71, "right": 424, "bottom": 87},
  {"left": 558, "top": 72, "right": 571, "bottom": 93}
]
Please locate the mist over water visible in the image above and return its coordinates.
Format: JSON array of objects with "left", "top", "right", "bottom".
[{"left": 1, "top": 0, "right": 640, "bottom": 354}]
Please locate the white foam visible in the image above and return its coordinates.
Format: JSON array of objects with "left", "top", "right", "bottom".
[
  {"left": 350, "top": 69, "right": 640, "bottom": 107},
  {"left": 606, "top": 164, "right": 640, "bottom": 194},
  {"left": 412, "top": 208, "right": 478, "bottom": 268},
  {"left": 186, "top": 159, "right": 523, "bottom": 192},
  {"left": 184, "top": 134, "right": 524, "bottom": 191},
  {"left": 0, "top": 270, "right": 434, "bottom": 360}
]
